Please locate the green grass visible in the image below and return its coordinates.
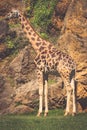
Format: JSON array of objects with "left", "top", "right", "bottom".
[
  {"left": 48, "top": 79, "right": 56, "bottom": 85},
  {"left": 0, "top": 109, "right": 87, "bottom": 130}
]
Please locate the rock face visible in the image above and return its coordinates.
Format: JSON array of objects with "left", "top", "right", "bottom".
[
  {"left": 0, "top": 20, "right": 9, "bottom": 59},
  {"left": 0, "top": 0, "right": 24, "bottom": 16},
  {"left": 0, "top": 75, "right": 5, "bottom": 92},
  {"left": 0, "top": 0, "right": 87, "bottom": 114},
  {"left": 52, "top": 0, "right": 71, "bottom": 30},
  {"left": 58, "top": 0, "right": 87, "bottom": 111}
]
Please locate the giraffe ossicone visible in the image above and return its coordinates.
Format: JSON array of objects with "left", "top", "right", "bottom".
[{"left": 6, "top": 8, "right": 77, "bottom": 116}]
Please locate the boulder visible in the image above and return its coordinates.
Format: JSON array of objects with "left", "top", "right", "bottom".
[
  {"left": 6, "top": 105, "right": 33, "bottom": 114},
  {"left": 9, "top": 46, "right": 35, "bottom": 86}
]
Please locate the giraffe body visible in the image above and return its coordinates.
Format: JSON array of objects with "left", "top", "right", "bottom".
[
  {"left": 34, "top": 48, "right": 75, "bottom": 72},
  {"left": 34, "top": 47, "right": 76, "bottom": 116},
  {"left": 6, "top": 9, "right": 77, "bottom": 116}
]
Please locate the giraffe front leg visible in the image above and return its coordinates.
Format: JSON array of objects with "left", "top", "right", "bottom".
[
  {"left": 37, "top": 70, "right": 43, "bottom": 117},
  {"left": 44, "top": 80, "right": 48, "bottom": 117}
]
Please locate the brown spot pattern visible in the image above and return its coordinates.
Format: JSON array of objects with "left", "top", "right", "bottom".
[
  {"left": 39, "top": 46, "right": 44, "bottom": 51},
  {"left": 31, "top": 37, "right": 35, "bottom": 41},
  {"left": 26, "top": 26, "right": 30, "bottom": 30},
  {"left": 36, "top": 42, "right": 41, "bottom": 46}
]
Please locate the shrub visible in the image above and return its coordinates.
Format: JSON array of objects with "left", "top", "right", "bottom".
[{"left": 27, "top": 0, "right": 58, "bottom": 32}]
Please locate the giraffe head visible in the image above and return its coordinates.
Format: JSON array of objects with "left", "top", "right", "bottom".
[{"left": 6, "top": 8, "right": 20, "bottom": 20}]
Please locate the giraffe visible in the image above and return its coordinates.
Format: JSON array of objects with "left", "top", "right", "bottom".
[{"left": 6, "top": 8, "right": 77, "bottom": 116}]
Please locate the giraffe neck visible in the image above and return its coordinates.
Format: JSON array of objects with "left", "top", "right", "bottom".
[{"left": 18, "top": 13, "right": 47, "bottom": 53}]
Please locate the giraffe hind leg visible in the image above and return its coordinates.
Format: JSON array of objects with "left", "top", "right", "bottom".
[
  {"left": 64, "top": 81, "right": 72, "bottom": 116},
  {"left": 70, "top": 78, "right": 77, "bottom": 116},
  {"left": 70, "top": 69, "right": 77, "bottom": 116},
  {"left": 64, "top": 70, "right": 77, "bottom": 116},
  {"left": 44, "top": 80, "right": 48, "bottom": 117},
  {"left": 43, "top": 72, "right": 48, "bottom": 117}
]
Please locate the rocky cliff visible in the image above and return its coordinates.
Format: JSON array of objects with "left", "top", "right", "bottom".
[
  {"left": 0, "top": 0, "right": 87, "bottom": 114},
  {"left": 57, "top": 0, "right": 87, "bottom": 111}
]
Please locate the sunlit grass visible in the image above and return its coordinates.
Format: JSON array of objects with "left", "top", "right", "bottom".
[{"left": 0, "top": 109, "right": 87, "bottom": 130}]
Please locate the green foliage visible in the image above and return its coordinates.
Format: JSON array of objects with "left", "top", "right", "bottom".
[
  {"left": 0, "top": 110, "right": 87, "bottom": 130},
  {"left": 9, "top": 23, "right": 20, "bottom": 28},
  {"left": 7, "top": 41, "right": 15, "bottom": 49},
  {"left": 40, "top": 32, "right": 48, "bottom": 39},
  {"left": 29, "top": 0, "right": 58, "bottom": 31},
  {"left": 25, "top": 0, "right": 59, "bottom": 42},
  {"left": 24, "top": 0, "right": 37, "bottom": 17},
  {"left": 6, "top": 36, "right": 15, "bottom": 49}
]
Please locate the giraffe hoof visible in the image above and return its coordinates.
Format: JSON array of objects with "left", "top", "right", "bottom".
[
  {"left": 64, "top": 112, "right": 69, "bottom": 116},
  {"left": 72, "top": 113, "right": 76, "bottom": 116},
  {"left": 44, "top": 112, "right": 48, "bottom": 117},
  {"left": 37, "top": 112, "right": 42, "bottom": 117}
]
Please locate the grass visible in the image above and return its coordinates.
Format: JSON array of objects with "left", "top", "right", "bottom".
[
  {"left": 0, "top": 109, "right": 87, "bottom": 130},
  {"left": 48, "top": 79, "right": 57, "bottom": 85}
]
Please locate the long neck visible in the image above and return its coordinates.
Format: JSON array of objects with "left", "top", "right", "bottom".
[{"left": 18, "top": 13, "right": 45, "bottom": 53}]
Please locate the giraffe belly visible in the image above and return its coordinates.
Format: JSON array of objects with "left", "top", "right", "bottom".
[{"left": 34, "top": 58, "right": 58, "bottom": 72}]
